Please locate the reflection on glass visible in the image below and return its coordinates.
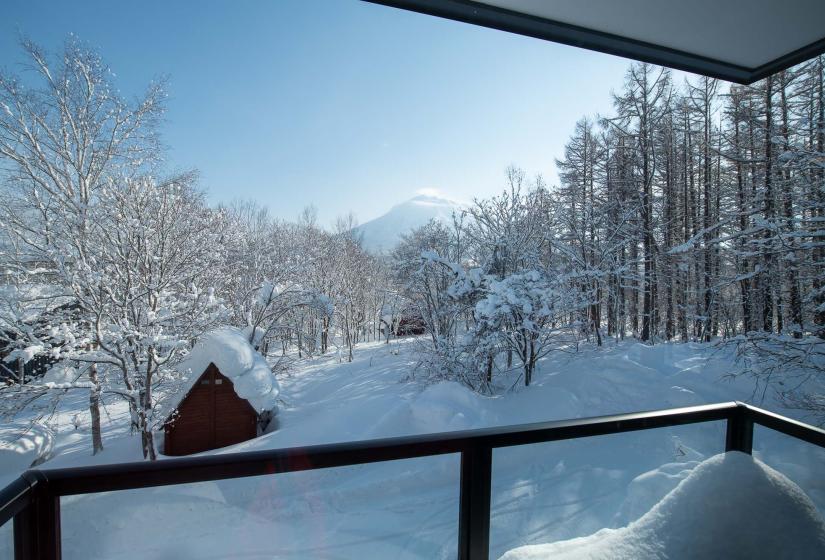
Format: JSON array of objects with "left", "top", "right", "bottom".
[{"left": 60, "top": 454, "right": 460, "bottom": 560}]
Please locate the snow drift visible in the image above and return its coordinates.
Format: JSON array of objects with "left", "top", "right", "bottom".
[
  {"left": 408, "top": 381, "right": 486, "bottom": 433},
  {"left": 0, "top": 422, "right": 53, "bottom": 486},
  {"left": 499, "top": 451, "right": 825, "bottom": 560}
]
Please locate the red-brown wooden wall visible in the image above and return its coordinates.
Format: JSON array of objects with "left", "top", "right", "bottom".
[{"left": 164, "top": 363, "right": 258, "bottom": 456}]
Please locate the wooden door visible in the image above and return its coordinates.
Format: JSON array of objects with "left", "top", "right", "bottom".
[{"left": 165, "top": 364, "right": 258, "bottom": 455}]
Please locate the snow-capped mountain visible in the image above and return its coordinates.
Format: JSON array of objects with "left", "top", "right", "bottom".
[{"left": 354, "top": 194, "right": 464, "bottom": 254}]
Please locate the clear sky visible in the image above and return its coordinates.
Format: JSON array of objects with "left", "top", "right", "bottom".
[{"left": 2, "top": 0, "right": 646, "bottom": 225}]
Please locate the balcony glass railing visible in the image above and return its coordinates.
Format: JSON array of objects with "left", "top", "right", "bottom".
[{"left": 0, "top": 402, "right": 823, "bottom": 560}]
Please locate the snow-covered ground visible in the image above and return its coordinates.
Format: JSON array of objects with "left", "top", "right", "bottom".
[{"left": 2, "top": 338, "right": 824, "bottom": 558}]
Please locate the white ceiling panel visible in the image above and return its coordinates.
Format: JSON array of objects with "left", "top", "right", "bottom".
[{"left": 367, "top": 0, "right": 825, "bottom": 83}]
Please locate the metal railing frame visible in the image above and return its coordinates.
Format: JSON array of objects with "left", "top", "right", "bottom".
[{"left": 1, "top": 401, "right": 823, "bottom": 560}]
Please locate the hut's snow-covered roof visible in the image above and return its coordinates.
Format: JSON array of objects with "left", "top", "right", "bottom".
[{"left": 170, "top": 327, "right": 280, "bottom": 415}]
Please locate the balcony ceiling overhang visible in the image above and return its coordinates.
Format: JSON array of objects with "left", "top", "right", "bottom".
[{"left": 365, "top": 0, "right": 825, "bottom": 84}]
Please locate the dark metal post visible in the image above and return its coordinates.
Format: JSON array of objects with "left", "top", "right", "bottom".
[
  {"left": 14, "top": 476, "right": 61, "bottom": 560},
  {"left": 725, "top": 404, "right": 754, "bottom": 454},
  {"left": 13, "top": 505, "right": 35, "bottom": 560},
  {"left": 458, "top": 446, "right": 492, "bottom": 560},
  {"left": 37, "top": 493, "right": 61, "bottom": 560}
]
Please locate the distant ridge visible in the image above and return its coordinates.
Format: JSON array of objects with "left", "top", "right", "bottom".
[{"left": 354, "top": 194, "right": 464, "bottom": 253}]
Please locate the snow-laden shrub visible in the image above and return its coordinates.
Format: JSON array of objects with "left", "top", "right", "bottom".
[
  {"left": 727, "top": 332, "right": 825, "bottom": 425},
  {"left": 411, "top": 251, "right": 585, "bottom": 391},
  {"left": 474, "top": 271, "right": 583, "bottom": 386},
  {"left": 414, "top": 334, "right": 490, "bottom": 392}
]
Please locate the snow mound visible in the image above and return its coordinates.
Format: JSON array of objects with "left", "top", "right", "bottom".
[
  {"left": 500, "top": 452, "right": 825, "bottom": 560},
  {"left": 408, "top": 381, "right": 485, "bottom": 433},
  {"left": 613, "top": 460, "right": 701, "bottom": 526},
  {"left": 41, "top": 364, "right": 79, "bottom": 386},
  {"left": 177, "top": 327, "right": 280, "bottom": 412}
]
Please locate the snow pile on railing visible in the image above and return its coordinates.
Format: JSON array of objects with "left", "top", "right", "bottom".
[
  {"left": 500, "top": 451, "right": 825, "bottom": 560},
  {"left": 177, "top": 327, "right": 279, "bottom": 412}
]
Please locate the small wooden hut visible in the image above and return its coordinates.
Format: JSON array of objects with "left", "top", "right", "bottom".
[{"left": 162, "top": 328, "right": 279, "bottom": 456}]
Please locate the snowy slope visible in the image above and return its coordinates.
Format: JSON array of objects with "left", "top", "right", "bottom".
[
  {"left": 2, "top": 340, "right": 824, "bottom": 559},
  {"left": 354, "top": 194, "right": 464, "bottom": 253}
]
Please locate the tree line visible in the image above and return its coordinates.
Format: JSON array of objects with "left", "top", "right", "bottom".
[
  {"left": 389, "top": 59, "right": 824, "bottom": 414},
  {"left": 553, "top": 61, "right": 824, "bottom": 343}
]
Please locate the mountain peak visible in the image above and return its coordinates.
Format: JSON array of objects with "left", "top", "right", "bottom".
[
  {"left": 355, "top": 194, "right": 464, "bottom": 253},
  {"left": 407, "top": 193, "right": 459, "bottom": 206}
]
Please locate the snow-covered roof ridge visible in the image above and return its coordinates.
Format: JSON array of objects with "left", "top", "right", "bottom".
[{"left": 170, "top": 327, "right": 280, "bottom": 415}]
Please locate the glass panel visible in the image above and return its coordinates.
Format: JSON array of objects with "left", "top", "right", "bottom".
[
  {"left": 489, "top": 421, "right": 726, "bottom": 558},
  {"left": 752, "top": 424, "right": 825, "bottom": 516},
  {"left": 0, "top": 518, "right": 12, "bottom": 559},
  {"left": 60, "top": 453, "right": 460, "bottom": 559}
]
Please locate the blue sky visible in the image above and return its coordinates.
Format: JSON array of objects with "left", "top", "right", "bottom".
[{"left": 2, "top": 0, "right": 639, "bottom": 225}]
